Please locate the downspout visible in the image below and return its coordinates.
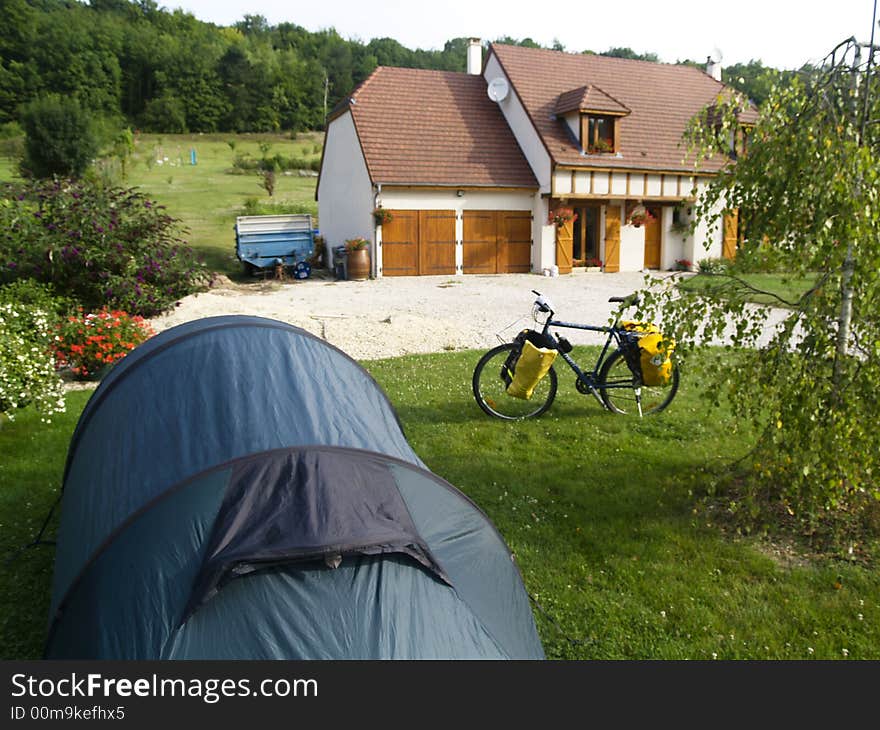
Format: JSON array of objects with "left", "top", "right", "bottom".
[{"left": 373, "top": 184, "right": 382, "bottom": 278}]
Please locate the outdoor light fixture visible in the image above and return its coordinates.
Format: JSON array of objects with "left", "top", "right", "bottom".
[{"left": 456, "top": 189, "right": 464, "bottom": 197}]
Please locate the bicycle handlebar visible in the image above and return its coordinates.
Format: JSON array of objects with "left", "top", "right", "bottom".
[{"left": 531, "top": 290, "right": 554, "bottom": 314}]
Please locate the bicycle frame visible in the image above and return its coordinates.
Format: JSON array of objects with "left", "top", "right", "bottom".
[{"left": 538, "top": 318, "right": 620, "bottom": 400}]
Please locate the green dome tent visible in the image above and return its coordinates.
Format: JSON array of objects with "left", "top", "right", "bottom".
[{"left": 45, "top": 316, "right": 544, "bottom": 660}]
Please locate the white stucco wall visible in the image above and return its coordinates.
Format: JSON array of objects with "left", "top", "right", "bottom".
[
  {"left": 316, "top": 110, "right": 374, "bottom": 260},
  {"left": 686, "top": 182, "right": 726, "bottom": 263},
  {"left": 483, "top": 53, "right": 552, "bottom": 193},
  {"left": 618, "top": 208, "right": 647, "bottom": 272},
  {"left": 661, "top": 205, "right": 686, "bottom": 270}
]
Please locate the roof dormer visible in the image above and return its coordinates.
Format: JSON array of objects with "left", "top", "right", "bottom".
[{"left": 554, "top": 84, "right": 631, "bottom": 155}]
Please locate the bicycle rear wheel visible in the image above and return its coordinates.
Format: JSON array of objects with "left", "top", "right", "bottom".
[
  {"left": 472, "top": 343, "right": 558, "bottom": 420},
  {"left": 598, "top": 349, "right": 679, "bottom": 416}
]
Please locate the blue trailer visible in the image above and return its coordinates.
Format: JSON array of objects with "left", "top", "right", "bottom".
[{"left": 235, "top": 214, "right": 315, "bottom": 277}]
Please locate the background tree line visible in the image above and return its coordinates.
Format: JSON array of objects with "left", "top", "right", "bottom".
[{"left": 0, "top": 0, "right": 793, "bottom": 136}]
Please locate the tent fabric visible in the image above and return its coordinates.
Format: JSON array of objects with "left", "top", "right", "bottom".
[
  {"left": 183, "top": 448, "right": 451, "bottom": 622},
  {"left": 46, "top": 316, "right": 544, "bottom": 660}
]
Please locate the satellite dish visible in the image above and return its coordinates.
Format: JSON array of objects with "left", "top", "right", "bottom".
[
  {"left": 710, "top": 47, "right": 723, "bottom": 64},
  {"left": 487, "top": 77, "right": 509, "bottom": 102}
]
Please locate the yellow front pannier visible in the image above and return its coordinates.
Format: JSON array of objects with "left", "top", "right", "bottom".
[
  {"left": 506, "top": 339, "right": 558, "bottom": 399},
  {"left": 621, "top": 321, "right": 675, "bottom": 387}
]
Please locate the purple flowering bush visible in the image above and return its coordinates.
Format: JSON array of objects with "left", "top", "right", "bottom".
[{"left": 0, "top": 179, "right": 211, "bottom": 317}]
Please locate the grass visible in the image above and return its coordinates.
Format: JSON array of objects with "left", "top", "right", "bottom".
[
  {"left": 0, "top": 132, "right": 323, "bottom": 277},
  {"left": 678, "top": 272, "right": 818, "bottom": 307},
  {"left": 2, "top": 348, "right": 877, "bottom": 660}
]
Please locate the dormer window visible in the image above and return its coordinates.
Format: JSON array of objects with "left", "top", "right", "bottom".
[
  {"left": 554, "top": 84, "right": 630, "bottom": 156},
  {"left": 703, "top": 91, "right": 758, "bottom": 160},
  {"left": 584, "top": 115, "right": 616, "bottom": 154}
]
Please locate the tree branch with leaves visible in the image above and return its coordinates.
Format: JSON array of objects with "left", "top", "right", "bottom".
[{"left": 636, "top": 35, "right": 880, "bottom": 554}]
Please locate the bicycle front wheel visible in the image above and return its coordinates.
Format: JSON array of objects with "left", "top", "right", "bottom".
[
  {"left": 472, "top": 343, "right": 558, "bottom": 420},
  {"left": 598, "top": 349, "right": 679, "bottom": 416}
]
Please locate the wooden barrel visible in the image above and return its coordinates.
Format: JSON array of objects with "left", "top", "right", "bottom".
[{"left": 346, "top": 247, "right": 370, "bottom": 280}]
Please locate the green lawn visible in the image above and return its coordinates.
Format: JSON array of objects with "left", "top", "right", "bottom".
[
  {"left": 678, "top": 272, "right": 818, "bottom": 307},
  {"left": 0, "top": 132, "right": 323, "bottom": 277},
  {"left": 2, "top": 348, "right": 877, "bottom": 660}
]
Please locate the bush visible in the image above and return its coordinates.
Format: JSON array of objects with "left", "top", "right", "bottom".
[
  {"left": 231, "top": 153, "right": 321, "bottom": 174},
  {"left": 0, "top": 301, "right": 65, "bottom": 423},
  {"left": 729, "top": 239, "right": 788, "bottom": 273},
  {"left": 0, "top": 178, "right": 212, "bottom": 317},
  {"left": 697, "top": 257, "right": 728, "bottom": 274},
  {"left": 240, "top": 197, "right": 317, "bottom": 220},
  {"left": 53, "top": 308, "right": 154, "bottom": 380},
  {"left": 0, "top": 279, "right": 74, "bottom": 318},
  {"left": 19, "top": 95, "right": 99, "bottom": 179}
]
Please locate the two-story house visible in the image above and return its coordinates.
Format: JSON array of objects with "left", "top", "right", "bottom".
[{"left": 317, "top": 40, "right": 756, "bottom": 277}]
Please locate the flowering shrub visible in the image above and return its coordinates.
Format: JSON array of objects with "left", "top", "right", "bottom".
[
  {"left": 53, "top": 308, "right": 154, "bottom": 379},
  {"left": 674, "top": 258, "right": 693, "bottom": 271},
  {"left": 0, "top": 301, "right": 65, "bottom": 422},
  {"left": 0, "top": 178, "right": 212, "bottom": 317}
]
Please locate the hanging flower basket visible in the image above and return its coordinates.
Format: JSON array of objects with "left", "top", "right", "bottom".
[
  {"left": 626, "top": 203, "right": 655, "bottom": 228},
  {"left": 373, "top": 207, "right": 393, "bottom": 226},
  {"left": 549, "top": 206, "right": 577, "bottom": 228}
]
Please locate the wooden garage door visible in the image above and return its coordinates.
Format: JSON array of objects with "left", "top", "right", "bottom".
[
  {"left": 463, "top": 211, "right": 532, "bottom": 274},
  {"left": 462, "top": 211, "right": 497, "bottom": 273},
  {"left": 381, "top": 210, "right": 419, "bottom": 276},
  {"left": 502, "top": 211, "right": 532, "bottom": 273},
  {"left": 381, "top": 210, "right": 455, "bottom": 276},
  {"left": 418, "top": 211, "right": 456, "bottom": 275}
]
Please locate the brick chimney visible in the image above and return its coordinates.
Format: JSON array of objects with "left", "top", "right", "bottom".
[{"left": 467, "top": 38, "right": 482, "bottom": 75}]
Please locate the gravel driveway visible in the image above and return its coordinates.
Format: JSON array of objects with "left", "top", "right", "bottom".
[
  {"left": 149, "top": 270, "right": 787, "bottom": 361},
  {"left": 149, "top": 270, "right": 662, "bottom": 360}
]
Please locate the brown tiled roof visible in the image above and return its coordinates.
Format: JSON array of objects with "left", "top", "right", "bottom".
[
  {"left": 339, "top": 66, "right": 538, "bottom": 188},
  {"left": 554, "top": 85, "right": 630, "bottom": 116},
  {"left": 491, "top": 43, "right": 758, "bottom": 173}
]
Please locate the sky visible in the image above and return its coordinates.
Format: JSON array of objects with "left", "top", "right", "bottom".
[{"left": 163, "top": 0, "right": 878, "bottom": 70}]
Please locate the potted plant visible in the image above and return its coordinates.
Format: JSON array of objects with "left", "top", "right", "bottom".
[
  {"left": 344, "top": 237, "right": 370, "bottom": 280},
  {"left": 673, "top": 258, "right": 694, "bottom": 272},
  {"left": 584, "top": 257, "right": 603, "bottom": 271},
  {"left": 373, "top": 207, "right": 393, "bottom": 226}
]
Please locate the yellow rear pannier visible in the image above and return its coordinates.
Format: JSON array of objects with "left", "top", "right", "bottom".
[
  {"left": 621, "top": 321, "right": 675, "bottom": 387},
  {"left": 506, "top": 339, "right": 558, "bottom": 399}
]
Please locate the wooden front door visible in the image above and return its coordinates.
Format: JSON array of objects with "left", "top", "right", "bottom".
[
  {"left": 463, "top": 211, "right": 533, "bottom": 274},
  {"left": 381, "top": 210, "right": 455, "bottom": 276},
  {"left": 555, "top": 220, "right": 574, "bottom": 274},
  {"left": 604, "top": 206, "right": 621, "bottom": 272},
  {"left": 643, "top": 206, "right": 662, "bottom": 269},
  {"left": 722, "top": 209, "right": 739, "bottom": 260}
]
